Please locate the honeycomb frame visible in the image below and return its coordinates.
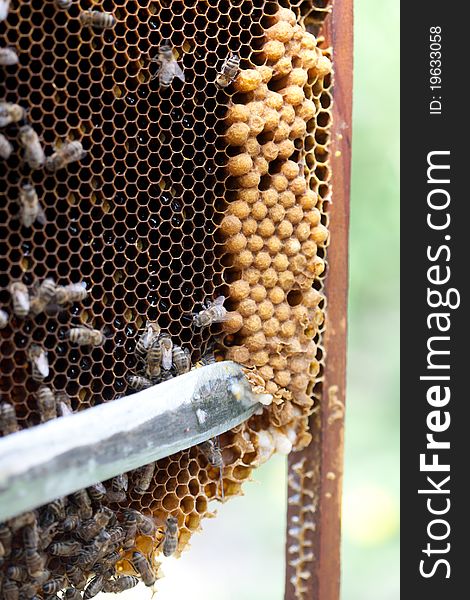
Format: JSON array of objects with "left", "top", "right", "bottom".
[{"left": 1, "top": 1, "right": 338, "bottom": 597}]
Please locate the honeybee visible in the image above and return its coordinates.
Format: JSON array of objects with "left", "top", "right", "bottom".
[
  {"left": 132, "top": 551, "right": 156, "bottom": 586},
  {"left": 127, "top": 375, "right": 153, "bottom": 391},
  {"left": 71, "top": 489, "right": 92, "bottom": 519},
  {"left": 8, "top": 511, "right": 36, "bottom": 533},
  {"left": 76, "top": 543, "right": 101, "bottom": 569},
  {"left": 193, "top": 296, "right": 228, "bottom": 328},
  {"left": 87, "top": 482, "right": 107, "bottom": 503},
  {"left": 200, "top": 437, "right": 224, "bottom": 499},
  {"left": 199, "top": 350, "right": 216, "bottom": 365},
  {"left": 63, "top": 588, "right": 82, "bottom": 600},
  {"left": 133, "top": 462, "right": 155, "bottom": 495},
  {"left": 0, "top": 132, "right": 13, "bottom": 159},
  {"left": 65, "top": 564, "right": 87, "bottom": 590},
  {"left": 160, "top": 336, "right": 173, "bottom": 371},
  {"left": 19, "top": 125, "right": 45, "bottom": 169},
  {"left": 79, "top": 10, "right": 115, "bottom": 29},
  {"left": 18, "top": 184, "right": 46, "bottom": 228},
  {"left": 46, "top": 497, "right": 66, "bottom": 521},
  {"left": 9, "top": 546, "right": 25, "bottom": 561},
  {"left": 29, "top": 278, "right": 56, "bottom": 315},
  {"left": 42, "top": 577, "right": 66, "bottom": 595},
  {"left": 151, "top": 44, "right": 185, "bottom": 88},
  {"left": 45, "top": 140, "right": 85, "bottom": 172},
  {"left": 6, "top": 565, "right": 28, "bottom": 582},
  {"left": 25, "top": 549, "right": 45, "bottom": 578},
  {"left": 121, "top": 515, "right": 137, "bottom": 551},
  {"left": 93, "top": 551, "right": 119, "bottom": 572},
  {"left": 38, "top": 277, "right": 56, "bottom": 304},
  {"left": 134, "top": 511, "right": 156, "bottom": 537},
  {"left": 85, "top": 575, "right": 108, "bottom": 600},
  {"left": 0, "top": 0, "right": 10, "bottom": 21},
  {"left": 78, "top": 508, "right": 112, "bottom": 541},
  {"left": 104, "top": 576, "right": 139, "bottom": 593},
  {"left": 66, "top": 326, "right": 104, "bottom": 346},
  {"left": 160, "top": 370, "right": 174, "bottom": 382},
  {"left": 22, "top": 521, "right": 39, "bottom": 550},
  {"left": 111, "top": 473, "right": 128, "bottom": 493},
  {"left": 36, "top": 386, "right": 57, "bottom": 422},
  {"left": 105, "top": 490, "right": 126, "bottom": 503},
  {"left": 37, "top": 522, "right": 58, "bottom": 550},
  {"left": 0, "top": 308, "right": 8, "bottom": 328},
  {"left": 172, "top": 345, "right": 191, "bottom": 375},
  {"left": 3, "top": 580, "right": 19, "bottom": 600},
  {"left": 0, "top": 402, "right": 19, "bottom": 435},
  {"left": 200, "top": 437, "right": 224, "bottom": 469},
  {"left": 94, "top": 527, "right": 113, "bottom": 550},
  {"left": 216, "top": 53, "right": 240, "bottom": 88},
  {"left": 0, "top": 47, "right": 18, "bottom": 65},
  {"left": 146, "top": 341, "right": 162, "bottom": 379},
  {"left": 55, "top": 282, "right": 87, "bottom": 305},
  {"left": 9, "top": 281, "right": 30, "bottom": 317},
  {"left": 105, "top": 474, "right": 127, "bottom": 503},
  {"left": 0, "top": 102, "right": 25, "bottom": 127},
  {"left": 135, "top": 320, "right": 160, "bottom": 361},
  {"left": 63, "top": 507, "right": 81, "bottom": 532},
  {"left": 28, "top": 344, "right": 49, "bottom": 382},
  {"left": 49, "top": 540, "right": 81, "bottom": 556},
  {"left": 104, "top": 526, "right": 125, "bottom": 548},
  {"left": 55, "top": 0, "right": 72, "bottom": 8},
  {"left": 162, "top": 516, "right": 178, "bottom": 557},
  {"left": 0, "top": 524, "right": 12, "bottom": 556},
  {"left": 56, "top": 391, "right": 73, "bottom": 417},
  {"left": 23, "top": 584, "right": 42, "bottom": 600}
]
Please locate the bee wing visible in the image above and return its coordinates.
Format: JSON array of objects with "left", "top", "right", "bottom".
[
  {"left": 216, "top": 74, "right": 229, "bottom": 87},
  {"left": 161, "top": 340, "right": 173, "bottom": 370},
  {"left": 37, "top": 352, "right": 49, "bottom": 378},
  {"left": 158, "top": 61, "right": 175, "bottom": 86},
  {"left": 36, "top": 204, "right": 47, "bottom": 225},
  {"left": 213, "top": 295, "right": 226, "bottom": 306},
  {"left": 18, "top": 290, "right": 30, "bottom": 312},
  {"left": 172, "top": 61, "right": 185, "bottom": 83},
  {"left": 0, "top": 0, "right": 9, "bottom": 22},
  {"left": 161, "top": 356, "right": 172, "bottom": 371},
  {"left": 58, "top": 401, "right": 73, "bottom": 417},
  {"left": 43, "top": 302, "right": 63, "bottom": 315}
]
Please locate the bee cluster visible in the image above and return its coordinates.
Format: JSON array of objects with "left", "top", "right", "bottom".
[
  {"left": 0, "top": 486, "right": 178, "bottom": 600},
  {"left": 126, "top": 297, "right": 234, "bottom": 392},
  {"left": 1, "top": 0, "right": 333, "bottom": 597},
  {"left": 126, "top": 320, "right": 190, "bottom": 391}
]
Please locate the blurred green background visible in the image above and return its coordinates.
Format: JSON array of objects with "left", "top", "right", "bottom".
[
  {"left": 98, "top": 0, "right": 399, "bottom": 598},
  {"left": 341, "top": 0, "right": 399, "bottom": 598}
]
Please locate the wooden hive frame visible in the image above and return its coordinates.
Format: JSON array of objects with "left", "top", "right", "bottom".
[{"left": 284, "top": 1, "right": 353, "bottom": 598}]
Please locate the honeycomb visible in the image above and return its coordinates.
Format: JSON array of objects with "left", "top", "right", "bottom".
[
  {"left": 220, "top": 7, "right": 332, "bottom": 455},
  {"left": 283, "top": 0, "right": 332, "bottom": 34},
  {"left": 0, "top": 0, "right": 333, "bottom": 597}
]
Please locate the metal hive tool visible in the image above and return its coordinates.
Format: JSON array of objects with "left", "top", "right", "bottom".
[{"left": 0, "top": 0, "right": 334, "bottom": 597}]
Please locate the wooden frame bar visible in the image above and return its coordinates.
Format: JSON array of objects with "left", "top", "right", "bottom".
[{"left": 285, "top": 1, "right": 353, "bottom": 599}]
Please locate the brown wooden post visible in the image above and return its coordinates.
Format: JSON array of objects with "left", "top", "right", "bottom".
[{"left": 285, "top": 1, "right": 353, "bottom": 599}]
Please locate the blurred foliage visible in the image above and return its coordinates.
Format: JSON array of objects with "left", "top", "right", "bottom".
[{"left": 341, "top": 0, "right": 399, "bottom": 598}]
